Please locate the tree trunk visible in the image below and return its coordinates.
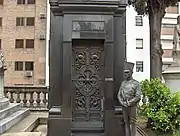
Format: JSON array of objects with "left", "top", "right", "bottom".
[{"left": 149, "top": 9, "right": 165, "bottom": 79}]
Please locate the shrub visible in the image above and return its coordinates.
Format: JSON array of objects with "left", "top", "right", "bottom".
[
  {"left": 140, "top": 78, "right": 180, "bottom": 133},
  {"left": 174, "top": 92, "right": 180, "bottom": 104}
]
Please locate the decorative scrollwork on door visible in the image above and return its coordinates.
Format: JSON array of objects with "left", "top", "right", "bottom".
[
  {"left": 90, "top": 52, "right": 101, "bottom": 71},
  {"left": 72, "top": 44, "right": 103, "bottom": 121},
  {"left": 75, "top": 52, "right": 86, "bottom": 70}
]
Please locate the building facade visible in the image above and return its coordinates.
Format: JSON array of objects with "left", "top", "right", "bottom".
[
  {"left": 126, "top": 6, "right": 150, "bottom": 81},
  {"left": 162, "top": 4, "right": 179, "bottom": 70},
  {"left": 126, "top": 4, "right": 180, "bottom": 81},
  {"left": 0, "top": 0, "right": 47, "bottom": 86}
]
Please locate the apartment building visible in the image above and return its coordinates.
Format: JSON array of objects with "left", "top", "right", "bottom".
[
  {"left": 126, "top": 4, "right": 180, "bottom": 81},
  {"left": 126, "top": 6, "right": 150, "bottom": 81},
  {"left": 0, "top": 0, "right": 47, "bottom": 86},
  {"left": 162, "top": 4, "right": 179, "bottom": 71}
]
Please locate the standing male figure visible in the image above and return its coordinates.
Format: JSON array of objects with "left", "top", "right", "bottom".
[{"left": 117, "top": 62, "right": 141, "bottom": 136}]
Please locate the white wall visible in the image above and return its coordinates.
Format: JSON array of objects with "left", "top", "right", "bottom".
[{"left": 126, "top": 6, "right": 150, "bottom": 81}]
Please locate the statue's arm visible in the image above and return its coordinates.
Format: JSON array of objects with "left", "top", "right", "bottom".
[
  {"left": 117, "top": 85, "right": 124, "bottom": 106},
  {"left": 128, "top": 83, "right": 141, "bottom": 107},
  {"left": 176, "top": 25, "right": 180, "bottom": 35}
]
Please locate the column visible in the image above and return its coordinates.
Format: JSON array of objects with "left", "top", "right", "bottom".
[{"left": 0, "top": 68, "right": 6, "bottom": 98}]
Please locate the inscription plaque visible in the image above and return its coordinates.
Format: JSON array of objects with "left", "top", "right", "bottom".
[{"left": 73, "top": 21, "right": 105, "bottom": 31}]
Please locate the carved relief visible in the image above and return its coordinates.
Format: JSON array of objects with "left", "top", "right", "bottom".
[
  {"left": 76, "top": 89, "right": 86, "bottom": 110},
  {"left": 90, "top": 90, "right": 100, "bottom": 110},
  {"left": 75, "top": 52, "right": 86, "bottom": 70},
  {"left": 90, "top": 52, "right": 100, "bottom": 71}
]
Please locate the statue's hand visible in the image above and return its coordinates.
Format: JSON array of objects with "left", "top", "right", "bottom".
[{"left": 122, "top": 102, "right": 128, "bottom": 107}]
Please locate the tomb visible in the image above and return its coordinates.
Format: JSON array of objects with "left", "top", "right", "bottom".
[{"left": 48, "top": 0, "right": 127, "bottom": 135}]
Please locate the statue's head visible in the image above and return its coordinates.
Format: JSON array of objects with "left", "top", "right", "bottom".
[
  {"left": 124, "top": 61, "right": 134, "bottom": 80},
  {"left": 177, "top": 15, "right": 180, "bottom": 24}
]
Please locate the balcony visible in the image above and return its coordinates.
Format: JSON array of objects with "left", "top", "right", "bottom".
[{"left": 4, "top": 86, "right": 48, "bottom": 111}]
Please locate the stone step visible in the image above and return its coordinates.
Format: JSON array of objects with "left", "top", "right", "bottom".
[
  {"left": 0, "top": 98, "right": 9, "bottom": 110},
  {"left": 0, "top": 108, "right": 30, "bottom": 134},
  {"left": 71, "top": 127, "right": 104, "bottom": 133},
  {"left": 0, "top": 103, "right": 21, "bottom": 120},
  {"left": 5, "top": 112, "right": 48, "bottom": 133},
  {"left": 71, "top": 121, "right": 104, "bottom": 133},
  {"left": 71, "top": 133, "right": 105, "bottom": 136},
  {"left": 1, "top": 132, "right": 43, "bottom": 136}
]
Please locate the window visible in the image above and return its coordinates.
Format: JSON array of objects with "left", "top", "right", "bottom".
[
  {"left": 27, "top": 0, "right": 35, "bottom": 4},
  {"left": 136, "top": 61, "right": 143, "bottom": 72},
  {"left": 136, "top": 39, "right": 143, "bottom": 49},
  {"left": 15, "top": 61, "right": 23, "bottom": 71},
  {"left": 16, "top": 17, "right": 25, "bottom": 26},
  {"left": 16, "top": 17, "right": 35, "bottom": 26},
  {"left": 17, "top": 0, "right": 25, "bottom": 4},
  {"left": 0, "top": 18, "right": 2, "bottom": 26},
  {"left": 25, "top": 61, "right": 34, "bottom": 71},
  {"left": 26, "top": 17, "right": 34, "bottom": 26},
  {"left": 15, "top": 39, "right": 24, "bottom": 48},
  {"left": 17, "top": 0, "right": 35, "bottom": 4},
  {"left": 135, "top": 16, "right": 143, "bottom": 26},
  {"left": 0, "top": 0, "right": 3, "bottom": 5},
  {"left": 0, "top": 39, "right": 1, "bottom": 49},
  {"left": 26, "top": 39, "right": 34, "bottom": 48}
]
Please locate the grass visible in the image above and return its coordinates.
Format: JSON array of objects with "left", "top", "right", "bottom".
[{"left": 136, "top": 116, "right": 180, "bottom": 136}]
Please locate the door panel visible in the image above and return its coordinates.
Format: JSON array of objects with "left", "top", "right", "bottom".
[{"left": 72, "top": 40, "right": 104, "bottom": 123}]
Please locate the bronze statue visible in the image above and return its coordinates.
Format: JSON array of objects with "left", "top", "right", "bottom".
[{"left": 117, "top": 61, "right": 141, "bottom": 136}]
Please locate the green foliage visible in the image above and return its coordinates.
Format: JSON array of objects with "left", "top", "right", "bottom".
[
  {"left": 140, "top": 79, "right": 180, "bottom": 133},
  {"left": 132, "top": 0, "right": 148, "bottom": 15},
  {"left": 131, "top": 0, "right": 180, "bottom": 15},
  {"left": 174, "top": 92, "right": 180, "bottom": 104}
]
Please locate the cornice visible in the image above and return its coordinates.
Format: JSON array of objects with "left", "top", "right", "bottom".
[
  {"left": 50, "top": 0, "right": 127, "bottom": 14},
  {"left": 49, "top": 0, "right": 59, "bottom": 6}
]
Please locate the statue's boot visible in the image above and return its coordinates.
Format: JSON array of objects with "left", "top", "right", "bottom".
[{"left": 125, "top": 123, "right": 131, "bottom": 136}]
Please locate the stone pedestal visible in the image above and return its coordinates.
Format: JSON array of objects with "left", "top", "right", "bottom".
[
  {"left": 0, "top": 67, "right": 6, "bottom": 97},
  {"left": 0, "top": 71, "right": 4, "bottom": 98},
  {"left": 0, "top": 67, "right": 9, "bottom": 109},
  {"left": 163, "top": 51, "right": 180, "bottom": 92},
  {"left": 0, "top": 67, "right": 30, "bottom": 134}
]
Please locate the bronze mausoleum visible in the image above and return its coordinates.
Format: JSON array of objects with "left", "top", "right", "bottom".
[{"left": 48, "top": 0, "right": 127, "bottom": 135}]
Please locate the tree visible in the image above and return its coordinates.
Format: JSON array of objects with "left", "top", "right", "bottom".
[{"left": 129, "top": 0, "right": 180, "bottom": 79}]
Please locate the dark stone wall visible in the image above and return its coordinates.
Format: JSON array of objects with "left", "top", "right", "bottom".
[{"left": 48, "top": 1, "right": 127, "bottom": 136}]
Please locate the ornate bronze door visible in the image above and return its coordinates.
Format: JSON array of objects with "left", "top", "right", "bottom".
[{"left": 72, "top": 40, "right": 104, "bottom": 123}]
